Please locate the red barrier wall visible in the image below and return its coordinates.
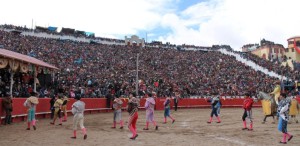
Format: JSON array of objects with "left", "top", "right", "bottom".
[{"left": 1, "top": 97, "right": 299, "bottom": 124}]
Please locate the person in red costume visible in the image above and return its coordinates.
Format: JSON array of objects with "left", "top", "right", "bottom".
[{"left": 242, "top": 93, "right": 254, "bottom": 131}]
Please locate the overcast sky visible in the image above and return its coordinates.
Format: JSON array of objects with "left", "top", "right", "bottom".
[{"left": 1, "top": 0, "right": 300, "bottom": 50}]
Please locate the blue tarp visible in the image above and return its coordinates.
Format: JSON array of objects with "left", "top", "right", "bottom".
[
  {"left": 48, "top": 26, "right": 57, "bottom": 31},
  {"left": 85, "top": 32, "right": 94, "bottom": 36}
]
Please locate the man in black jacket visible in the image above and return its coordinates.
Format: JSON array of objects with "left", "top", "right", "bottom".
[
  {"left": 106, "top": 90, "right": 113, "bottom": 109},
  {"left": 2, "top": 93, "right": 13, "bottom": 125}
]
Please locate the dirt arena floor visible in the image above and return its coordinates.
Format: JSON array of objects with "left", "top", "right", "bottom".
[{"left": 0, "top": 108, "right": 299, "bottom": 146}]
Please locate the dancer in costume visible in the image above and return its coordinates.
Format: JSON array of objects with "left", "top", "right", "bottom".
[
  {"left": 277, "top": 93, "right": 293, "bottom": 144},
  {"left": 62, "top": 94, "right": 70, "bottom": 122},
  {"left": 71, "top": 94, "right": 87, "bottom": 140},
  {"left": 289, "top": 96, "right": 299, "bottom": 123},
  {"left": 242, "top": 93, "right": 254, "bottom": 130},
  {"left": 143, "top": 92, "right": 158, "bottom": 130},
  {"left": 24, "top": 92, "right": 39, "bottom": 130},
  {"left": 127, "top": 93, "right": 140, "bottom": 140},
  {"left": 258, "top": 91, "right": 276, "bottom": 124},
  {"left": 207, "top": 94, "right": 221, "bottom": 124},
  {"left": 270, "top": 80, "right": 281, "bottom": 105},
  {"left": 163, "top": 96, "right": 175, "bottom": 124},
  {"left": 50, "top": 94, "right": 63, "bottom": 125},
  {"left": 112, "top": 96, "right": 124, "bottom": 129}
]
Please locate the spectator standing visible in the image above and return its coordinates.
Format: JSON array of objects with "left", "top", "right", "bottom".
[
  {"left": 2, "top": 94, "right": 13, "bottom": 125},
  {"left": 106, "top": 90, "right": 113, "bottom": 109},
  {"left": 173, "top": 92, "right": 180, "bottom": 111}
]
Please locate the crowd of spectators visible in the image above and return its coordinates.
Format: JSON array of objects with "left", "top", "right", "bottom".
[
  {"left": 0, "top": 24, "right": 33, "bottom": 32},
  {"left": 0, "top": 24, "right": 125, "bottom": 44},
  {"left": 238, "top": 51, "right": 300, "bottom": 81},
  {"left": 0, "top": 25, "right": 297, "bottom": 98}
]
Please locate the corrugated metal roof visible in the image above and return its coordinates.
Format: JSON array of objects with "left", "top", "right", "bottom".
[{"left": 0, "top": 48, "right": 59, "bottom": 70}]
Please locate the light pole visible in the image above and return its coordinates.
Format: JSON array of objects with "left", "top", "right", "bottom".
[{"left": 136, "top": 53, "right": 139, "bottom": 97}]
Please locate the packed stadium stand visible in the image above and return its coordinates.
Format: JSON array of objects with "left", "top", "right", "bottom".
[{"left": 0, "top": 24, "right": 299, "bottom": 98}]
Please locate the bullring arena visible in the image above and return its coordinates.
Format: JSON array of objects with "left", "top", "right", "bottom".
[
  {"left": 1, "top": 98, "right": 300, "bottom": 146},
  {"left": 1, "top": 21, "right": 300, "bottom": 146}
]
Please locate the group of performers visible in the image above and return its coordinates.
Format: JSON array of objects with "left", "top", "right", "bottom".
[
  {"left": 241, "top": 80, "right": 297, "bottom": 144},
  {"left": 21, "top": 92, "right": 88, "bottom": 140},
  {"left": 49, "top": 93, "right": 69, "bottom": 125},
  {"left": 205, "top": 79, "right": 298, "bottom": 144},
  {"left": 2, "top": 81, "right": 298, "bottom": 144},
  {"left": 110, "top": 92, "right": 176, "bottom": 140},
  {"left": 14, "top": 90, "right": 177, "bottom": 141},
  {"left": 269, "top": 80, "right": 296, "bottom": 144}
]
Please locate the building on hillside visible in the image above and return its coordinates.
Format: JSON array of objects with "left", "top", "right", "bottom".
[
  {"left": 286, "top": 36, "right": 300, "bottom": 62},
  {"left": 125, "top": 35, "right": 145, "bottom": 47},
  {"left": 241, "top": 44, "right": 259, "bottom": 52},
  {"left": 285, "top": 36, "right": 300, "bottom": 70},
  {"left": 250, "top": 39, "right": 285, "bottom": 61}
]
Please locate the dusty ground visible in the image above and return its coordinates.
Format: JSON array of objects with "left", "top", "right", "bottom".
[{"left": 0, "top": 108, "right": 299, "bottom": 146}]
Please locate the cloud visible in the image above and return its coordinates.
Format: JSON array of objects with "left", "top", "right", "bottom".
[
  {"left": 1, "top": 0, "right": 300, "bottom": 50},
  {"left": 158, "top": 0, "right": 300, "bottom": 50},
  {"left": 0, "top": 0, "right": 172, "bottom": 37}
]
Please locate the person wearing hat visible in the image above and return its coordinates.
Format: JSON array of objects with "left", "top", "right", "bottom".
[
  {"left": 242, "top": 93, "right": 254, "bottom": 131},
  {"left": 24, "top": 92, "right": 39, "bottom": 130},
  {"left": 277, "top": 93, "right": 293, "bottom": 144},
  {"left": 111, "top": 95, "right": 124, "bottom": 129},
  {"left": 50, "top": 94, "right": 63, "bottom": 125},
  {"left": 270, "top": 80, "right": 281, "bottom": 105},
  {"left": 2, "top": 93, "right": 13, "bottom": 125},
  {"left": 71, "top": 94, "right": 87, "bottom": 140}
]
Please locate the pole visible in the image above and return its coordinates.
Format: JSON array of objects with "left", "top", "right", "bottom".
[
  {"left": 34, "top": 66, "right": 37, "bottom": 92},
  {"left": 146, "top": 32, "right": 147, "bottom": 47},
  {"left": 10, "top": 72, "right": 14, "bottom": 98},
  {"left": 31, "top": 19, "right": 33, "bottom": 32},
  {"left": 136, "top": 53, "right": 139, "bottom": 97}
]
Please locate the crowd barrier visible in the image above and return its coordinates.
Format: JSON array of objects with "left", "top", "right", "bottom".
[{"left": 1, "top": 97, "right": 299, "bottom": 124}]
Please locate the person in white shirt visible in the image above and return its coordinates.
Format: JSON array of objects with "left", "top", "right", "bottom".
[{"left": 71, "top": 94, "right": 87, "bottom": 140}]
